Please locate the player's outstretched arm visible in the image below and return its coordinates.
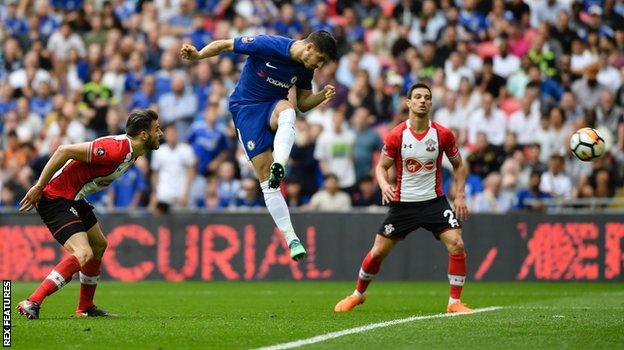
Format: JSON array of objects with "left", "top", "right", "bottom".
[
  {"left": 375, "top": 154, "right": 396, "bottom": 205},
  {"left": 449, "top": 154, "right": 469, "bottom": 220},
  {"left": 296, "top": 86, "right": 336, "bottom": 113},
  {"left": 19, "top": 142, "right": 90, "bottom": 212},
  {"left": 180, "top": 39, "right": 234, "bottom": 61}
]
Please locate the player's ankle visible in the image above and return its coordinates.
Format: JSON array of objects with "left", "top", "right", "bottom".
[
  {"left": 352, "top": 290, "right": 364, "bottom": 298},
  {"left": 448, "top": 297, "right": 460, "bottom": 305}
]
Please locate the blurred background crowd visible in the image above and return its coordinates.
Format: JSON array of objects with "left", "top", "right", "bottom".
[{"left": 1, "top": 0, "right": 624, "bottom": 213}]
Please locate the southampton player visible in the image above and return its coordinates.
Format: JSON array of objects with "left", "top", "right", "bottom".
[
  {"left": 17, "top": 109, "right": 163, "bottom": 319},
  {"left": 334, "top": 83, "right": 473, "bottom": 313},
  {"left": 180, "top": 31, "right": 337, "bottom": 261}
]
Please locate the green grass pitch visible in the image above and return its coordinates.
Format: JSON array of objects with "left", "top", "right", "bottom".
[{"left": 8, "top": 281, "right": 624, "bottom": 349}]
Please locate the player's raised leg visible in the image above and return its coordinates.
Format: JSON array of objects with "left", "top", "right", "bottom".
[
  {"left": 76, "top": 223, "right": 115, "bottom": 317},
  {"left": 335, "top": 234, "right": 397, "bottom": 312},
  {"left": 17, "top": 232, "right": 93, "bottom": 320},
  {"left": 267, "top": 100, "right": 296, "bottom": 189},
  {"left": 250, "top": 149, "right": 306, "bottom": 261},
  {"left": 440, "top": 229, "right": 473, "bottom": 313}
]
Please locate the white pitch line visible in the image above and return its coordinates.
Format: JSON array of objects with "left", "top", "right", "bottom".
[{"left": 256, "top": 306, "right": 503, "bottom": 350}]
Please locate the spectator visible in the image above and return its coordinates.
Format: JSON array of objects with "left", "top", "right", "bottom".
[
  {"left": 186, "top": 103, "right": 229, "bottom": 177},
  {"left": 154, "top": 51, "right": 182, "bottom": 97},
  {"left": 516, "top": 170, "right": 552, "bottom": 211},
  {"left": 352, "top": 107, "right": 382, "bottom": 181},
  {"left": 540, "top": 154, "right": 574, "bottom": 200},
  {"left": 493, "top": 34, "right": 521, "bottom": 79},
  {"left": 129, "top": 75, "right": 158, "bottom": 111},
  {"left": 285, "top": 179, "right": 308, "bottom": 207},
  {"left": 467, "top": 92, "right": 506, "bottom": 146},
  {"left": 47, "top": 20, "right": 86, "bottom": 61},
  {"left": 272, "top": 3, "right": 302, "bottom": 38},
  {"left": 29, "top": 81, "right": 53, "bottom": 119},
  {"left": 158, "top": 73, "right": 198, "bottom": 134},
  {"left": 444, "top": 52, "right": 474, "bottom": 92},
  {"left": 197, "top": 175, "right": 226, "bottom": 210},
  {"left": 368, "top": 15, "right": 399, "bottom": 60},
  {"left": 352, "top": 175, "right": 382, "bottom": 207},
  {"left": 508, "top": 94, "right": 542, "bottom": 146},
  {"left": 470, "top": 172, "right": 516, "bottom": 212},
  {"left": 572, "top": 63, "right": 608, "bottom": 111},
  {"left": 559, "top": 90, "right": 584, "bottom": 122},
  {"left": 215, "top": 160, "right": 241, "bottom": 208},
  {"left": 434, "top": 91, "right": 467, "bottom": 144},
  {"left": 150, "top": 123, "right": 196, "bottom": 214},
  {"left": 597, "top": 49, "right": 621, "bottom": 93},
  {"left": 84, "top": 14, "right": 108, "bottom": 47},
  {"left": 476, "top": 58, "right": 506, "bottom": 98},
  {"left": 40, "top": 102, "right": 87, "bottom": 155},
  {"left": 346, "top": 69, "right": 375, "bottom": 117},
  {"left": 535, "top": 106, "right": 572, "bottom": 163},
  {"left": 235, "top": 178, "right": 264, "bottom": 208},
  {"left": 15, "top": 97, "right": 43, "bottom": 142},
  {"left": 595, "top": 90, "right": 623, "bottom": 132},
  {"left": 82, "top": 67, "right": 115, "bottom": 137},
  {"left": 108, "top": 163, "right": 147, "bottom": 209},
  {"left": 192, "top": 61, "right": 214, "bottom": 115},
  {"left": 315, "top": 110, "right": 356, "bottom": 191},
  {"left": 456, "top": 76, "right": 482, "bottom": 117},
  {"left": 578, "top": 156, "right": 619, "bottom": 200},
  {"left": 306, "top": 174, "right": 352, "bottom": 211},
  {"left": 289, "top": 118, "right": 319, "bottom": 198},
  {"left": 0, "top": 184, "right": 18, "bottom": 208},
  {"left": 466, "top": 132, "right": 503, "bottom": 178},
  {"left": 309, "top": 2, "right": 334, "bottom": 33},
  {"left": 370, "top": 75, "right": 393, "bottom": 121},
  {"left": 9, "top": 51, "right": 52, "bottom": 97},
  {"left": 0, "top": 0, "right": 622, "bottom": 215},
  {"left": 102, "top": 54, "right": 127, "bottom": 102}
]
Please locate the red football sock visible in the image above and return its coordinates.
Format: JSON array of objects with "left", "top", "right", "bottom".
[
  {"left": 448, "top": 253, "right": 467, "bottom": 300},
  {"left": 78, "top": 259, "right": 101, "bottom": 312},
  {"left": 29, "top": 255, "right": 81, "bottom": 305},
  {"left": 356, "top": 252, "right": 382, "bottom": 294}
]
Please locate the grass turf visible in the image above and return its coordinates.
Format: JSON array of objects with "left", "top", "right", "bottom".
[{"left": 8, "top": 281, "right": 624, "bottom": 349}]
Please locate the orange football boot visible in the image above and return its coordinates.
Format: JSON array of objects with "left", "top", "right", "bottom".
[
  {"left": 446, "top": 301, "right": 474, "bottom": 313},
  {"left": 334, "top": 294, "right": 366, "bottom": 312}
]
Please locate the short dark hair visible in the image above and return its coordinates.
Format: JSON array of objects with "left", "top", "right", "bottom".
[
  {"left": 126, "top": 109, "right": 159, "bottom": 137},
  {"left": 305, "top": 30, "right": 337, "bottom": 61},
  {"left": 324, "top": 173, "right": 339, "bottom": 182},
  {"left": 407, "top": 82, "right": 432, "bottom": 99}
]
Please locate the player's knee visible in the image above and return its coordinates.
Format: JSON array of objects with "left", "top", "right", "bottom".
[
  {"left": 74, "top": 248, "right": 94, "bottom": 266},
  {"left": 448, "top": 239, "right": 465, "bottom": 254},
  {"left": 369, "top": 248, "right": 387, "bottom": 262}
]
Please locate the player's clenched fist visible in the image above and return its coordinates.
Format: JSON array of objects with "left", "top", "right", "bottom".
[
  {"left": 322, "top": 84, "right": 336, "bottom": 104},
  {"left": 180, "top": 44, "right": 200, "bottom": 61}
]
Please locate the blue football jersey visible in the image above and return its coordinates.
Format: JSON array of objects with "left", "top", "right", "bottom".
[{"left": 229, "top": 35, "right": 314, "bottom": 103}]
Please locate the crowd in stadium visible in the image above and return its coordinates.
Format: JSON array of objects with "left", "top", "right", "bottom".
[{"left": 1, "top": 0, "right": 624, "bottom": 213}]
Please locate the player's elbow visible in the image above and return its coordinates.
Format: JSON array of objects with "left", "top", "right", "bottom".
[
  {"left": 297, "top": 102, "right": 310, "bottom": 113},
  {"left": 54, "top": 145, "right": 70, "bottom": 159}
]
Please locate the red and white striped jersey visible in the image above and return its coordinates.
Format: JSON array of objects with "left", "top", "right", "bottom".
[
  {"left": 43, "top": 135, "right": 136, "bottom": 201},
  {"left": 382, "top": 119, "right": 459, "bottom": 202}
]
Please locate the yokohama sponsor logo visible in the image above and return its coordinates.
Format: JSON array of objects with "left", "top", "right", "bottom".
[{"left": 266, "top": 77, "right": 291, "bottom": 88}]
